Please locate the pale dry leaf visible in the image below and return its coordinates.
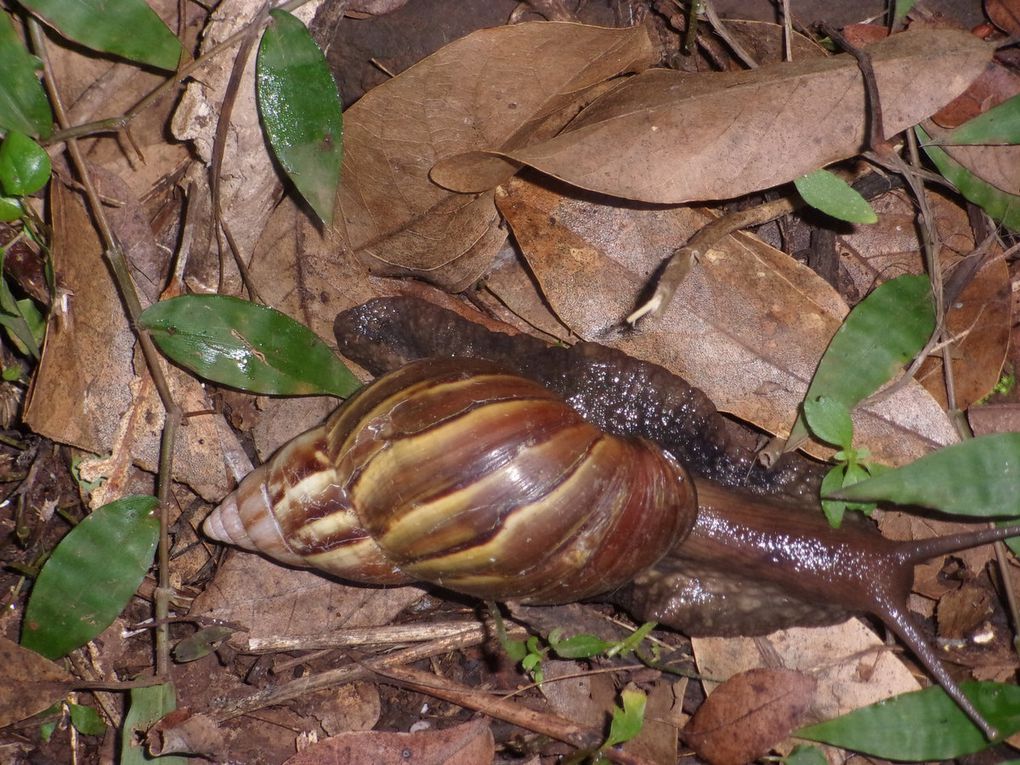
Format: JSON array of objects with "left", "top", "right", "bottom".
[
  {"left": 496, "top": 176, "right": 957, "bottom": 465},
  {"left": 433, "top": 27, "right": 992, "bottom": 203},
  {"left": 684, "top": 668, "right": 817, "bottom": 765},
  {"left": 692, "top": 620, "right": 922, "bottom": 726},
  {"left": 333, "top": 21, "right": 658, "bottom": 290},
  {"left": 188, "top": 551, "right": 426, "bottom": 650}
]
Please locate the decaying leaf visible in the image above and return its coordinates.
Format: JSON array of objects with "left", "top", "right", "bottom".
[
  {"left": 333, "top": 21, "right": 658, "bottom": 289},
  {"left": 433, "top": 27, "right": 992, "bottom": 203},
  {"left": 0, "top": 636, "right": 73, "bottom": 728},
  {"left": 684, "top": 668, "right": 817, "bottom": 765}
]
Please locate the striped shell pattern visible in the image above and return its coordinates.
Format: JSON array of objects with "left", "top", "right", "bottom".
[{"left": 204, "top": 358, "right": 698, "bottom": 604}]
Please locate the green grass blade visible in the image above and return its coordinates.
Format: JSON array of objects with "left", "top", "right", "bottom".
[
  {"left": 788, "top": 274, "right": 935, "bottom": 446},
  {"left": 794, "top": 169, "right": 877, "bottom": 224},
  {"left": 832, "top": 432, "right": 1020, "bottom": 517},
  {"left": 19, "top": 0, "right": 182, "bottom": 71},
  {"left": 139, "top": 294, "right": 359, "bottom": 397},
  {"left": 0, "top": 14, "right": 53, "bottom": 138},
  {"left": 918, "top": 126, "right": 1020, "bottom": 232},
  {"left": 798, "top": 682, "right": 1020, "bottom": 760},
  {"left": 21, "top": 496, "right": 159, "bottom": 660},
  {"left": 257, "top": 9, "right": 343, "bottom": 225}
]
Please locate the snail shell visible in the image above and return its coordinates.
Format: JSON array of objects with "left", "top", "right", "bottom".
[{"left": 205, "top": 357, "right": 697, "bottom": 603}]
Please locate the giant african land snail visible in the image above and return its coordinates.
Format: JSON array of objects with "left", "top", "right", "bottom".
[{"left": 205, "top": 296, "right": 1019, "bottom": 739}]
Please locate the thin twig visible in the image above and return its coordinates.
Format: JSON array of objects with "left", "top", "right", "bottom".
[{"left": 29, "top": 17, "right": 184, "bottom": 681}]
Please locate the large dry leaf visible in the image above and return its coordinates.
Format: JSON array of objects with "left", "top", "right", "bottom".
[
  {"left": 0, "top": 636, "right": 73, "bottom": 728},
  {"left": 333, "top": 21, "right": 658, "bottom": 290},
  {"left": 432, "top": 27, "right": 992, "bottom": 203},
  {"left": 496, "top": 176, "right": 957, "bottom": 464}
]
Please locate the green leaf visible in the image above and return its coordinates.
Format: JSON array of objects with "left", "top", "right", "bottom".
[
  {"left": 788, "top": 274, "right": 935, "bottom": 448},
  {"left": 0, "top": 252, "right": 42, "bottom": 359},
  {"left": 917, "top": 126, "right": 1020, "bottom": 232},
  {"left": 833, "top": 433, "right": 1020, "bottom": 517},
  {"left": 784, "top": 744, "right": 828, "bottom": 765},
  {"left": 0, "top": 131, "right": 51, "bottom": 195},
  {"left": 550, "top": 633, "right": 614, "bottom": 659},
  {"left": 603, "top": 687, "right": 646, "bottom": 749},
  {"left": 0, "top": 197, "right": 23, "bottom": 222},
  {"left": 19, "top": 0, "right": 182, "bottom": 71},
  {"left": 172, "top": 625, "right": 234, "bottom": 663},
  {"left": 802, "top": 394, "right": 853, "bottom": 449},
  {"left": 794, "top": 169, "right": 878, "bottom": 224},
  {"left": 257, "top": 10, "right": 343, "bottom": 225},
  {"left": 941, "top": 94, "right": 1020, "bottom": 145},
  {"left": 68, "top": 703, "right": 107, "bottom": 736},
  {"left": 122, "top": 684, "right": 186, "bottom": 765},
  {"left": 139, "top": 295, "right": 360, "bottom": 397},
  {"left": 0, "top": 14, "right": 53, "bottom": 138},
  {"left": 21, "top": 495, "right": 159, "bottom": 660},
  {"left": 820, "top": 465, "right": 846, "bottom": 527},
  {"left": 798, "top": 682, "right": 1020, "bottom": 759}
]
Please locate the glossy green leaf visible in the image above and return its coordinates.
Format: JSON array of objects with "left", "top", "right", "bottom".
[
  {"left": 918, "top": 126, "right": 1020, "bottom": 231},
  {"left": 942, "top": 94, "right": 1020, "bottom": 145},
  {"left": 0, "top": 197, "right": 23, "bottom": 222},
  {"left": 0, "top": 131, "right": 51, "bottom": 195},
  {"left": 139, "top": 295, "right": 359, "bottom": 397},
  {"left": 788, "top": 274, "right": 935, "bottom": 447},
  {"left": 19, "top": 0, "right": 182, "bottom": 71},
  {"left": 794, "top": 169, "right": 878, "bottom": 224},
  {"left": 833, "top": 433, "right": 1020, "bottom": 517},
  {"left": 21, "top": 495, "right": 159, "bottom": 660},
  {"left": 0, "top": 14, "right": 53, "bottom": 138},
  {"left": 257, "top": 9, "right": 343, "bottom": 225},
  {"left": 68, "top": 703, "right": 107, "bottom": 736},
  {"left": 798, "top": 682, "right": 1020, "bottom": 759},
  {"left": 603, "top": 687, "right": 646, "bottom": 749},
  {"left": 122, "top": 684, "right": 186, "bottom": 765}
]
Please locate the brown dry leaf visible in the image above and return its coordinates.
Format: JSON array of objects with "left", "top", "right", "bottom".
[
  {"left": 692, "top": 620, "right": 921, "bottom": 729},
  {"left": 281, "top": 718, "right": 494, "bottom": 765},
  {"left": 932, "top": 59, "right": 1020, "bottom": 128},
  {"left": 333, "top": 21, "right": 658, "bottom": 290},
  {"left": 0, "top": 636, "right": 73, "bottom": 728},
  {"left": 23, "top": 176, "right": 232, "bottom": 501},
  {"left": 496, "top": 176, "right": 957, "bottom": 464},
  {"left": 432, "top": 27, "right": 992, "bottom": 203},
  {"left": 623, "top": 680, "right": 681, "bottom": 765},
  {"left": 970, "top": 402, "right": 1020, "bottom": 434},
  {"left": 837, "top": 189, "right": 1011, "bottom": 410},
  {"left": 684, "top": 668, "right": 816, "bottom": 765},
  {"left": 926, "top": 121, "right": 1020, "bottom": 194},
  {"left": 540, "top": 659, "right": 617, "bottom": 727},
  {"left": 188, "top": 551, "right": 426, "bottom": 650}
]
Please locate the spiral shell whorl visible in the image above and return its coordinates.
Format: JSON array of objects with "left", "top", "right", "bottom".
[{"left": 206, "top": 358, "right": 697, "bottom": 602}]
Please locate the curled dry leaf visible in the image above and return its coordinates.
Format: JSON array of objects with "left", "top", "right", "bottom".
[
  {"left": 684, "top": 668, "right": 817, "bottom": 765},
  {"left": 432, "top": 27, "right": 992, "bottom": 203},
  {"left": 333, "top": 21, "right": 658, "bottom": 290},
  {"left": 281, "top": 718, "right": 494, "bottom": 765},
  {"left": 496, "top": 176, "right": 957, "bottom": 465}
]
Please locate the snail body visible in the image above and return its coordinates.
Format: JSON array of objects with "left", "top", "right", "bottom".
[{"left": 206, "top": 297, "right": 1019, "bottom": 738}]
